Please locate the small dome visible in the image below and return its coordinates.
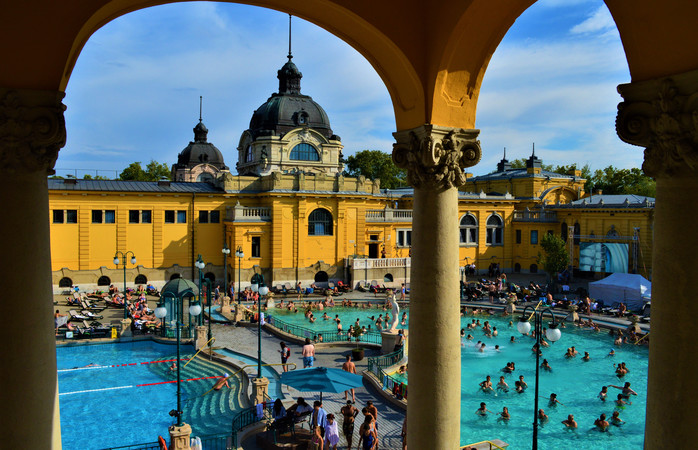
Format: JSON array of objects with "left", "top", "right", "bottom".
[{"left": 173, "top": 120, "right": 228, "bottom": 170}]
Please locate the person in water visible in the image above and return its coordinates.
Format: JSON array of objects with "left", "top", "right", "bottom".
[
  {"left": 561, "top": 414, "right": 577, "bottom": 428},
  {"left": 213, "top": 373, "right": 230, "bottom": 390}
]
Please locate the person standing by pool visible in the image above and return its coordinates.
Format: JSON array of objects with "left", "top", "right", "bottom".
[
  {"left": 324, "top": 414, "right": 340, "bottom": 450},
  {"left": 340, "top": 401, "right": 358, "bottom": 448},
  {"left": 342, "top": 354, "right": 357, "bottom": 403},
  {"left": 302, "top": 338, "right": 316, "bottom": 368},
  {"left": 279, "top": 342, "right": 291, "bottom": 372}
]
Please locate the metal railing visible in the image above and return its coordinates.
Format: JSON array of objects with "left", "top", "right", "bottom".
[
  {"left": 367, "top": 347, "right": 404, "bottom": 377},
  {"left": 266, "top": 315, "right": 382, "bottom": 345},
  {"left": 104, "top": 433, "right": 231, "bottom": 450},
  {"left": 460, "top": 440, "right": 506, "bottom": 450},
  {"left": 231, "top": 404, "right": 274, "bottom": 448}
]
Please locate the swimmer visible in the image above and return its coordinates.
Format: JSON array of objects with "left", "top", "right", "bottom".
[
  {"left": 538, "top": 409, "right": 548, "bottom": 423},
  {"left": 541, "top": 359, "right": 552, "bottom": 371},
  {"left": 599, "top": 386, "right": 608, "bottom": 402},
  {"left": 479, "top": 343, "right": 486, "bottom": 353},
  {"left": 213, "top": 373, "right": 231, "bottom": 390},
  {"left": 476, "top": 402, "right": 493, "bottom": 416},
  {"left": 611, "top": 410, "right": 624, "bottom": 425},
  {"left": 467, "top": 334, "right": 474, "bottom": 340},
  {"left": 615, "top": 393, "right": 631, "bottom": 406},
  {"left": 548, "top": 393, "right": 564, "bottom": 407},
  {"left": 518, "top": 375, "right": 528, "bottom": 390},
  {"left": 608, "top": 349, "right": 616, "bottom": 357},
  {"left": 510, "top": 336, "right": 516, "bottom": 343},
  {"left": 582, "top": 351, "right": 590, "bottom": 361},
  {"left": 562, "top": 414, "right": 577, "bottom": 428},
  {"left": 494, "top": 345, "right": 500, "bottom": 352},
  {"left": 498, "top": 406, "right": 510, "bottom": 421},
  {"left": 497, "top": 376, "right": 509, "bottom": 392},
  {"left": 594, "top": 413, "right": 610, "bottom": 431},
  {"left": 479, "top": 375, "right": 493, "bottom": 392},
  {"left": 515, "top": 381, "right": 524, "bottom": 393},
  {"left": 609, "top": 382, "right": 638, "bottom": 399}
]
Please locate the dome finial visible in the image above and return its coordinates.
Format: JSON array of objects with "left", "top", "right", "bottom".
[
  {"left": 193, "top": 96, "right": 208, "bottom": 143},
  {"left": 199, "top": 95, "right": 203, "bottom": 123},
  {"left": 288, "top": 14, "right": 293, "bottom": 61}
]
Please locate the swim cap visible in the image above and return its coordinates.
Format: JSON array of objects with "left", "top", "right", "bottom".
[{"left": 224, "top": 373, "right": 229, "bottom": 378}]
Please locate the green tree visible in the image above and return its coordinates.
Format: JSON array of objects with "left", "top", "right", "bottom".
[
  {"left": 119, "top": 160, "right": 172, "bottom": 181},
  {"left": 82, "top": 174, "right": 109, "bottom": 180},
  {"left": 586, "top": 166, "right": 655, "bottom": 197},
  {"left": 344, "top": 150, "right": 407, "bottom": 189},
  {"left": 538, "top": 233, "right": 569, "bottom": 283}
]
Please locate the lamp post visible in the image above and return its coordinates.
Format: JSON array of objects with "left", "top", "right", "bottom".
[
  {"left": 195, "top": 255, "right": 213, "bottom": 342},
  {"left": 154, "top": 292, "right": 201, "bottom": 426},
  {"left": 517, "top": 306, "right": 562, "bottom": 450},
  {"left": 254, "top": 281, "right": 269, "bottom": 378},
  {"left": 113, "top": 251, "right": 137, "bottom": 319},
  {"left": 235, "top": 246, "right": 244, "bottom": 304},
  {"left": 222, "top": 245, "right": 230, "bottom": 298},
  {"left": 195, "top": 255, "right": 206, "bottom": 327}
]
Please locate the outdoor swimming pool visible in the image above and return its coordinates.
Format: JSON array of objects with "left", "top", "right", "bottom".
[
  {"left": 57, "top": 340, "right": 244, "bottom": 449},
  {"left": 458, "top": 314, "right": 648, "bottom": 449}
]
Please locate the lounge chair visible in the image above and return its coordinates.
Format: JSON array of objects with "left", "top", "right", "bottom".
[{"left": 80, "top": 297, "right": 106, "bottom": 312}]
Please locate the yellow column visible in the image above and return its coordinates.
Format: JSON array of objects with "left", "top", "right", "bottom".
[
  {"left": 616, "top": 69, "right": 698, "bottom": 448},
  {"left": 0, "top": 88, "right": 66, "bottom": 449},
  {"left": 393, "top": 125, "right": 481, "bottom": 449}
]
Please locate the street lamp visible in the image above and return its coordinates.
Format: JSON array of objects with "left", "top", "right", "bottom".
[
  {"left": 235, "top": 246, "right": 244, "bottom": 304},
  {"left": 154, "top": 292, "right": 201, "bottom": 426},
  {"left": 195, "top": 255, "right": 212, "bottom": 338},
  {"left": 254, "top": 281, "right": 269, "bottom": 378},
  {"left": 517, "top": 306, "right": 562, "bottom": 449},
  {"left": 222, "top": 245, "right": 230, "bottom": 298},
  {"left": 113, "top": 251, "right": 137, "bottom": 319}
]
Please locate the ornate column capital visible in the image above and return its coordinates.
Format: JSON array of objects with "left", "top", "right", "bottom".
[
  {"left": 392, "top": 124, "right": 481, "bottom": 190},
  {"left": 0, "top": 88, "right": 66, "bottom": 175},
  {"left": 616, "top": 69, "right": 698, "bottom": 178}
]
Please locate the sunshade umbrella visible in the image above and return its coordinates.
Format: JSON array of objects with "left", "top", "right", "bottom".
[{"left": 280, "top": 367, "right": 364, "bottom": 402}]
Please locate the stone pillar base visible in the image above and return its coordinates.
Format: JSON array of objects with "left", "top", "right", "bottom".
[
  {"left": 221, "top": 295, "right": 231, "bottom": 315},
  {"left": 566, "top": 312, "right": 579, "bottom": 322},
  {"left": 233, "top": 304, "right": 244, "bottom": 322},
  {"left": 505, "top": 303, "right": 516, "bottom": 314},
  {"left": 381, "top": 331, "right": 399, "bottom": 354},
  {"left": 194, "top": 325, "right": 208, "bottom": 350},
  {"left": 169, "top": 422, "right": 192, "bottom": 450},
  {"left": 120, "top": 319, "right": 132, "bottom": 337},
  {"left": 252, "top": 377, "right": 269, "bottom": 405}
]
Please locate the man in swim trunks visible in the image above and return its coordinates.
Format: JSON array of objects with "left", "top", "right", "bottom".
[
  {"left": 340, "top": 401, "right": 358, "bottom": 448},
  {"left": 213, "top": 373, "right": 230, "bottom": 390},
  {"left": 342, "top": 354, "right": 357, "bottom": 402},
  {"left": 302, "top": 338, "right": 315, "bottom": 368}
]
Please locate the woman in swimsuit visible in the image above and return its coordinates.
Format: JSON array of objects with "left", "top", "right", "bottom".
[
  {"left": 358, "top": 415, "right": 377, "bottom": 449},
  {"left": 309, "top": 426, "right": 324, "bottom": 450}
]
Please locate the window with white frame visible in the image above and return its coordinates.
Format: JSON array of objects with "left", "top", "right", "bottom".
[
  {"left": 486, "top": 214, "right": 503, "bottom": 245},
  {"left": 459, "top": 214, "right": 477, "bottom": 245},
  {"left": 397, "top": 229, "right": 412, "bottom": 247}
]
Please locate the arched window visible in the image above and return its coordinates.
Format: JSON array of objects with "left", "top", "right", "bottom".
[
  {"left": 384, "top": 273, "right": 394, "bottom": 283},
  {"left": 134, "top": 274, "right": 147, "bottom": 285},
  {"left": 59, "top": 277, "right": 73, "bottom": 288},
  {"left": 170, "top": 273, "right": 181, "bottom": 281},
  {"left": 197, "top": 173, "right": 214, "bottom": 183},
  {"left": 514, "top": 263, "right": 521, "bottom": 273},
  {"left": 459, "top": 214, "right": 477, "bottom": 245},
  {"left": 308, "top": 208, "right": 333, "bottom": 236},
  {"left": 314, "top": 271, "right": 329, "bottom": 283},
  {"left": 204, "top": 272, "right": 216, "bottom": 283},
  {"left": 97, "top": 276, "right": 111, "bottom": 286},
  {"left": 486, "top": 214, "right": 503, "bottom": 245},
  {"left": 574, "top": 223, "right": 581, "bottom": 245},
  {"left": 245, "top": 145, "right": 253, "bottom": 162},
  {"left": 561, "top": 222, "right": 568, "bottom": 242},
  {"left": 290, "top": 143, "right": 320, "bottom": 161},
  {"left": 529, "top": 264, "right": 538, "bottom": 273}
]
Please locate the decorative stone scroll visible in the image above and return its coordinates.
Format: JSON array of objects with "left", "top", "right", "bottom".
[
  {"left": 392, "top": 124, "right": 481, "bottom": 190},
  {"left": 0, "top": 88, "right": 66, "bottom": 175},
  {"left": 616, "top": 69, "right": 698, "bottom": 178}
]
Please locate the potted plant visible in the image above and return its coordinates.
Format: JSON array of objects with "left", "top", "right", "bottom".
[{"left": 350, "top": 326, "right": 365, "bottom": 361}]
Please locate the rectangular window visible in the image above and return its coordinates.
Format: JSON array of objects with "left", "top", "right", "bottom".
[
  {"left": 129, "top": 210, "right": 140, "bottom": 223},
  {"left": 66, "top": 210, "right": 77, "bottom": 223},
  {"left": 165, "top": 210, "right": 175, "bottom": 223},
  {"left": 92, "top": 210, "right": 102, "bottom": 223},
  {"left": 141, "top": 210, "right": 152, "bottom": 223},
  {"left": 199, "top": 210, "right": 209, "bottom": 224},
  {"left": 104, "top": 210, "right": 115, "bottom": 223},
  {"left": 397, "top": 229, "right": 412, "bottom": 247},
  {"left": 53, "top": 210, "right": 64, "bottom": 223},
  {"left": 531, "top": 230, "right": 539, "bottom": 245},
  {"left": 177, "top": 210, "right": 187, "bottom": 223},
  {"left": 210, "top": 210, "right": 220, "bottom": 223},
  {"left": 251, "top": 236, "right": 261, "bottom": 258},
  {"left": 516, "top": 229, "right": 521, "bottom": 244}
]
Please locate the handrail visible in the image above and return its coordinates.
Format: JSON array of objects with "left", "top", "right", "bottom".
[
  {"left": 200, "top": 362, "right": 297, "bottom": 398},
  {"left": 635, "top": 332, "right": 650, "bottom": 345},
  {"left": 266, "top": 314, "right": 382, "bottom": 345},
  {"left": 182, "top": 337, "right": 216, "bottom": 369},
  {"left": 460, "top": 440, "right": 506, "bottom": 450},
  {"left": 367, "top": 347, "right": 404, "bottom": 378},
  {"left": 526, "top": 300, "right": 543, "bottom": 321}
]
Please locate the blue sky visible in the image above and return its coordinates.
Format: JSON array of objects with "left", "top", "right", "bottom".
[{"left": 59, "top": 0, "right": 641, "bottom": 179}]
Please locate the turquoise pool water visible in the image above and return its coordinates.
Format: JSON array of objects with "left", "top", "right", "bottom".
[
  {"left": 459, "top": 315, "right": 648, "bottom": 449},
  {"left": 267, "top": 304, "right": 409, "bottom": 334},
  {"left": 216, "top": 348, "right": 285, "bottom": 400},
  {"left": 57, "top": 340, "right": 244, "bottom": 449}
]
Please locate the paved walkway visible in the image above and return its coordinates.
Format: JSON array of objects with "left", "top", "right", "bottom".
[{"left": 212, "top": 324, "right": 405, "bottom": 449}]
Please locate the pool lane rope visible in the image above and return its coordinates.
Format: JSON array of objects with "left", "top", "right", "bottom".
[
  {"left": 57, "top": 358, "right": 190, "bottom": 373},
  {"left": 59, "top": 375, "right": 223, "bottom": 396}
]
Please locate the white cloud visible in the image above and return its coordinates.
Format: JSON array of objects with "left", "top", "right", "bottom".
[{"left": 570, "top": 5, "right": 615, "bottom": 35}]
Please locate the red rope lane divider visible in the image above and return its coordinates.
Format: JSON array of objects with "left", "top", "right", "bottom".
[
  {"left": 58, "top": 358, "right": 191, "bottom": 372},
  {"left": 137, "top": 376, "right": 221, "bottom": 387}
]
